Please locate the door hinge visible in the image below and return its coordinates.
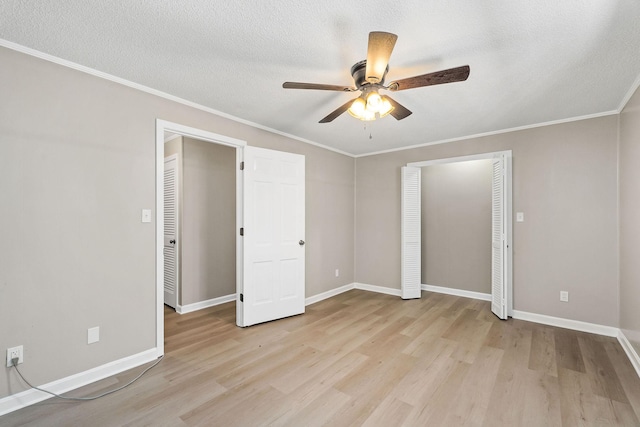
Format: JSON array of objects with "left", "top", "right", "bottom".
[
  {"left": 240, "top": 227, "right": 244, "bottom": 236},
  {"left": 239, "top": 293, "right": 243, "bottom": 302},
  {"left": 240, "top": 161, "right": 244, "bottom": 170}
]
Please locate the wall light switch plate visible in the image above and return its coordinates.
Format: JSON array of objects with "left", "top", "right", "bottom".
[
  {"left": 516, "top": 212, "right": 524, "bottom": 222},
  {"left": 141, "top": 209, "right": 152, "bottom": 223}
]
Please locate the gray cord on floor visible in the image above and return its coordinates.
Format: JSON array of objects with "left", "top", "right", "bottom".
[{"left": 11, "top": 355, "right": 164, "bottom": 401}]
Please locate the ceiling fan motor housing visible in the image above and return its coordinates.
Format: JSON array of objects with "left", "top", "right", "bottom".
[{"left": 351, "top": 60, "right": 388, "bottom": 90}]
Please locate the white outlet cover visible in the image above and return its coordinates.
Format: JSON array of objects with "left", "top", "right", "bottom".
[
  {"left": 560, "top": 291, "right": 569, "bottom": 302},
  {"left": 6, "top": 345, "right": 23, "bottom": 367},
  {"left": 88, "top": 327, "right": 100, "bottom": 344},
  {"left": 516, "top": 212, "right": 524, "bottom": 222}
]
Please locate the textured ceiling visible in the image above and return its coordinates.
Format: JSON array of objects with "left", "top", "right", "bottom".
[{"left": 2, "top": 1, "right": 640, "bottom": 156}]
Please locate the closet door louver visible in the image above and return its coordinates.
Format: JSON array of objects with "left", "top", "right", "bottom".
[
  {"left": 164, "top": 156, "right": 178, "bottom": 308},
  {"left": 401, "top": 166, "right": 422, "bottom": 299},
  {"left": 491, "top": 156, "right": 507, "bottom": 319}
]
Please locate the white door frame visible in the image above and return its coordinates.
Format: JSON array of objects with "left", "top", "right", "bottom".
[
  {"left": 155, "top": 119, "right": 246, "bottom": 357},
  {"left": 406, "top": 150, "right": 513, "bottom": 317}
]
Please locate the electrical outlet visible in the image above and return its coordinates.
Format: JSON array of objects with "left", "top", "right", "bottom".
[
  {"left": 6, "top": 345, "right": 23, "bottom": 367},
  {"left": 560, "top": 291, "right": 569, "bottom": 302}
]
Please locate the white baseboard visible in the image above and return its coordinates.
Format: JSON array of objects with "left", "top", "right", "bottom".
[
  {"left": 306, "top": 283, "right": 355, "bottom": 306},
  {"left": 177, "top": 294, "right": 236, "bottom": 314},
  {"left": 422, "top": 284, "right": 491, "bottom": 301},
  {"left": 354, "top": 283, "right": 402, "bottom": 297},
  {"left": 618, "top": 330, "right": 640, "bottom": 378},
  {"left": 0, "top": 348, "right": 158, "bottom": 417},
  {"left": 511, "top": 310, "right": 618, "bottom": 337}
]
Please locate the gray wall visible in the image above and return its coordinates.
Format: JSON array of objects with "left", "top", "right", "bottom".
[
  {"left": 620, "top": 85, "right": 640, "bottom": 354},
  {"left": 0, "top": 46, "right": 355, "bottom": 399},
  {"left": 422, "top": 160, "right": 492, "bottom": 293},
  {"left": 182, "top": 137, "right": 236, "bottom": 305},
  {"left": 355, "top": 115, "right": 619, "bottom": 327}
]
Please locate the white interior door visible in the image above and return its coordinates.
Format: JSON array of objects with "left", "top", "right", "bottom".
[
  {"left": 401, "top": 166, "right": 422, "bottom": 299},
  {"left": 491, "top": 156, "right": 507, "bottom": 319},
  {"left": 239, "top": 146, "right": 305, "bottom": 327},
  {"left": 164, "top": 155, "right": 179, "bottom": 309}
]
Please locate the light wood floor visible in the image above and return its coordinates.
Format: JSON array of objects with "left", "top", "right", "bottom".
[{"left": 4, "top": 290, "right": 640, "bottom": 426}]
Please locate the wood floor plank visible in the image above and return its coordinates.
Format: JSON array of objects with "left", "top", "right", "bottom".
[
  {"left": 272, "top": 386, "right": 351, "bottom": 427},
  {"left": 441, "top": 345, "right": 505, "bottom": 426},
  {"left": 483, "top": 324, "right": 533, "bottom": 425},
  {"left": 555, "top": 328, "right": 587, "bottom": 373},
  {"left": 392, "top": 339, "right": 458, "bottom": 407},
  {"left": 401, "top": 316, "right": 456, "bottom": 358},
  {"left": 406, "top": 359, "right": 472, "bottom": 426},
  {"left": 604, "top": 340, "right": 640, "bottom": 421},
  {"left": 528, "top": 326, "right": 558, "bottom": 377},
  {"left": 521, "top": 370, "right": 562, "bottom": 427},
  {"left": 278, "top": 351, "right": 369, "bottom": 408},
  {"left": 557, "top": 367, "right": 594, "bottom": 425},
  {"left": 328, "top": 352, "right": 418, "bottom": 427},
  {"left": 361, "top": 396, "right": 413, "bottom": 427},
  {"left": 442, "top": 308, "right": 494, "bottom": 363},
  {"left": 578, "top": 336, "right": 630, "bottom": 404}
]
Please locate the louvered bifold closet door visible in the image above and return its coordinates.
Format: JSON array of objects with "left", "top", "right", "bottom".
[
  {"left": 491, "top": 156, "right": 507, "bottom": 319},
  {"left": 164, "top": 155, "right": 178, "bottom": 308},
  {"left": 401, "top": 166, "right": 422, "bottom": 299}
]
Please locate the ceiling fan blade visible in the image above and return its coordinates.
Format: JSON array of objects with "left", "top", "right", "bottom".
[
  {"left": 365, "top": 32, "right": 398, "bottom": 84},
  {"left": 319, "top": 99, "right": 355, "bottom": 123},
  {"left": 388, "top": 65, "right": 470, "bottom": 91},
  {"left": 385, "top": 96, "right": 412, "bottom": 120},
  {"left": 283, "top": 82, "right": 356, "bottom": 91}
]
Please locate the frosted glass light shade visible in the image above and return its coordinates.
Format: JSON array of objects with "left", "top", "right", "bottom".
[{"left": 348, "top": 97, "right": 366, "bottom": 118}]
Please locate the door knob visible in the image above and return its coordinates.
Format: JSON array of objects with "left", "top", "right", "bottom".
[
  {"left": 170, "top": 239, "right": 176, "bottom": 244},
  {"left": 299, "top": 240, "right": 305, "bottom": 246}
]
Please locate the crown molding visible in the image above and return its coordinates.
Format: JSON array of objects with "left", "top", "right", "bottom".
[{"left": 0, "top": 39, "right": 354, "bottom": 158}]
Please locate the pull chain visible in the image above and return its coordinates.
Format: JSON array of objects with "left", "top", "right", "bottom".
[{"left": 364, "top": 120, "right": 374, "bottom": 140}]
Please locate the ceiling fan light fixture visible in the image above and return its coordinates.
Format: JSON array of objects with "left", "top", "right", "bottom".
[
  {"left": 366, "top": 91, "right": 382, "bottom": 111},
  {"left": 348, "top": 97, "right": 377, "bottom": 121},
  {"left": 361, "top": 109, "right": 376, "bottom": 121},
  {"left": 348, "top": 97, "right": 367, "bottom": 119},
  {"left": 348, "top": 92, "right": 395, "bottom": 121},
  {"left": 378, "top": 96, "right": 394, "bottom": 118}
]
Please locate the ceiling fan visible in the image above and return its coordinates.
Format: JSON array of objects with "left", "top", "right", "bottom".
[{"left": 283, "top": 31, "right": 470, "bottom": 123}]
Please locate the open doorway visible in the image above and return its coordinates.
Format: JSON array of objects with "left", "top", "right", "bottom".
[
  {"left": 163, "top": 133, "right": 237, "bottom": 313},
  {"left": 421, "top": 159, "right": 493, "bottom": 298},
  {"left": 155, "top": 120, "right": 307, "bottom": 355},
  {"left": 401, "top": 151, "right": 513, "bottom": 319},
  {"left": 155, "top": 120, "right": 245, "bottom": 356}
]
